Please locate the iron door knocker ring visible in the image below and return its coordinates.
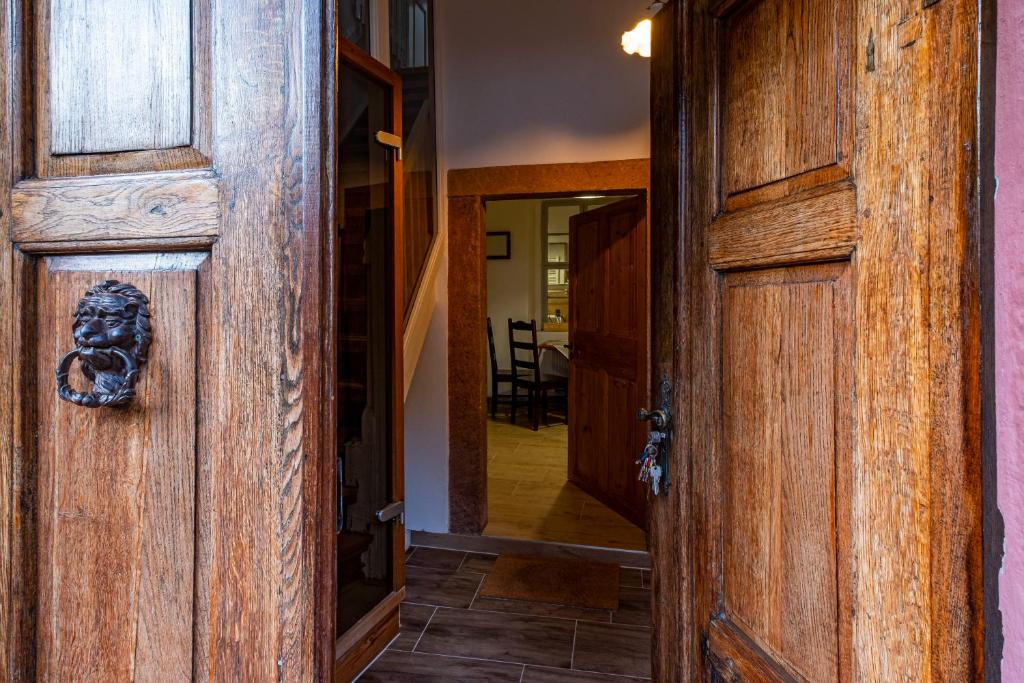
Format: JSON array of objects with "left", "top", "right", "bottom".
[{"left": 55, "top": 280, "right": 152, "bottom": 408}]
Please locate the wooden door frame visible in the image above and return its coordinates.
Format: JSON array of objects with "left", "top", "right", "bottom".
[
  {"left": 646, "top": 0, "right": 1000, "bottom": 679},
  {"left": 446, "top": 159, "right": 650, "bottom": 534},
  {"left": 320, "top": 35, "right": 407, "bottom": 681}
]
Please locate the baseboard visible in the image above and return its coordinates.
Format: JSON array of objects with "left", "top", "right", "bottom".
[{"left": 409, "top": 530, "right": 651, "bottom": 569}]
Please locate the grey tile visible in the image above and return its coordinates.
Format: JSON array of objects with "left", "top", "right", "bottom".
[
  {"left": 611, "top": 587, "right": 651, "bottom": 627},
  {"left": 359, "top": 649, "right": 523, "bottom": 682},
  {"left": 471, "top": 594, "right": 611, "bottom": 623},
  {"left": 619, "top": 568, "right": 643, "bottom": 588},
  {"left": 406, "top": 547, "right": 467, "bottom": 570},
  {"left": 416, "top": 607, "right": 576, "bottom": 668},
  {"left": 390, "top": 603, "right": 436, "bottom": 651},
  {"left": 523, "top": 666, "right": 646, "bottom": 682},
  {"left": 405, "top": 565, "right": 483, "bottom": 608},
  {"left": 460, "top": 552, "right": 498, "bottom": 574},
  {"left": 572, "top": 622, "right": 651, "bottom": 679}
]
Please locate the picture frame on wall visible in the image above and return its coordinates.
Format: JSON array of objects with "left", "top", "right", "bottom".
[{"left": 486, "top": 231, "right": 512, "bottom": 260}]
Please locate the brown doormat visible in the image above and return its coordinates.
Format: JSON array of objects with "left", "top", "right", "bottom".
[{"left": 479, "top": 555, "right": 620, "bottom": 610}]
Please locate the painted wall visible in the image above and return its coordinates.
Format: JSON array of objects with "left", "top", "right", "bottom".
[
  {"left": 437, "top": 0, "right": 651, "bottom": 170},
  {"left": 403, "top": 0, "right": 652, "bottom": 534},
  {"left": 997, "top": 2, "right": 1024, "bottom": 677},
  {"left": 486, "top": 200, "right": 541, "bottom": 389}
]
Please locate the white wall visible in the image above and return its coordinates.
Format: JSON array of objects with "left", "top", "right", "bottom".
[
  {"left": 403, "top": 255, "right": 450, "bottom": 534},
  {"left": 486, "top": 200, "right": 541, "bottom": 383},
  {"left": 437, "top": 0, "right": 652, "bottom": 170},
  {"left": 403, "top": 0, "right": 652, "bottom": 534}
]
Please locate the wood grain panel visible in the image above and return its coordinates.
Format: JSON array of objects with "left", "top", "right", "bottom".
[
  {"left": 568, "top": 197, "right": 648, "bottom": 529},
  {"left": 721, "top": 0, "right": 842, "bottom": 196},
  {"left": 33, "top": 253, "right": 203, "bottom": 680},
  {"left": 721, "top": 263, "right": 851, "bottom": 682},
  {"left": 48, "top": 0, "right": 191, "bottom": 155},
  {"left": 12, "top": 171, "right": 220, "bottom": 244},
  {"left": 709, "top": 182, "right": 857, "bottom": 269}
]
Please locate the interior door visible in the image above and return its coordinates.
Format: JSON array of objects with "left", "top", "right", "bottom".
[
  {"left": 649, "top": 0, "right": 985, "bottom": 680},
  {"left": 332, "top": 40, "right": 406, "bottom": 682},
  {"left": 2, "top": 0, "right": 328, "bottom": 679},
  {"left": 568, "top": 196, "right": 648, "bottom": 529}
]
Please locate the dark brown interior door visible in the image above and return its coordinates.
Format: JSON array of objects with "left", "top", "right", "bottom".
[
  {"left": 568, "top": 196, "right": 648, "bottom": 530},
  {"left": 649, "top": 0, "right": 985, "bottom": 680}
]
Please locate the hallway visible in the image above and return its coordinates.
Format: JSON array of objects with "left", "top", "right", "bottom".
[
  {"left": 484, "top": 420, "right": 647, "bottom": 551},
  {"left": 358, "top": 547, "right": 652, "bottom": 680}
]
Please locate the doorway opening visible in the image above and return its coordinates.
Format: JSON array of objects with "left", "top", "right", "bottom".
[
  {"left": 483, "top": 194, "right": 647, "bottom": 551},
  {"left": 445, "top": 159, "right": 652, "bottom": 547}
]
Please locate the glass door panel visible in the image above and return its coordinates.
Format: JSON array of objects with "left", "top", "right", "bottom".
[{"left": 336, "top": 60, "right": 399, "bottom": 636}]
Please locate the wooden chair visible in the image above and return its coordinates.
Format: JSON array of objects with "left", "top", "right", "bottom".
[
  {"left": 487, "top": 317, "right": 515, "bottom": 418},
  {"left": 508, "top": 319, "right": 569, "bottom": 431}
]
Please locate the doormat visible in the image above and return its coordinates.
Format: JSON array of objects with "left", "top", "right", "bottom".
[{"left": 479, "top": 555, "right": 620, "bottom": 610}]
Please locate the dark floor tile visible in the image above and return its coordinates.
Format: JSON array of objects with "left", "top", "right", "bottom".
[
  {"left": 460, "top": 552, "right": 498, "bottom": 574},
  {"left": 471, "top": 594, "right": 611, "bottom": 622},
  {"left": 390, "top": 603, "right": 436, "bottom": 651},
  {"left": 640, "top": 569, "right": 651, "bottom": 589},
  {"left": 572, "top": 622, "right": 651, "bottom": 679},
  {"left": 406, "top": 547, "right": 467, "bottom": 570},
  {"left": 523, "top": 666, "right": 646, "bottom": 682},
  {"left": 404, "top": 565, "right": 483, "bottom": 608},
  {"left": 416, "top": 606, "right": 576, "bottom": 668},
  {"left": 359, "top": 649, "right": 523, "bottom": 682},
  {"left": 618, "top": 568, "right": 643, "bottom": 588},
  {"left": 611, "top": 587, "right": 651, "bottom": 627}
]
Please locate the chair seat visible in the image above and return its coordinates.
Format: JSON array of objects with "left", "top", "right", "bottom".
[{"left": 515, "top": 373, "right": 568, "bottom": 389}]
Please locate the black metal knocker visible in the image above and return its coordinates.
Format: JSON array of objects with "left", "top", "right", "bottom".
[{"left": 55, "top": 280, "right": 152, "bottom": 408}]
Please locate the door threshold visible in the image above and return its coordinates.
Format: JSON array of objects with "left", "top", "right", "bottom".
[{"left": 409, "top": 530, "right": 650, "bottom": 569}]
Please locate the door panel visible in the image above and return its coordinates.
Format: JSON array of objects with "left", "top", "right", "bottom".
[
  {"left": 720, "top": 264, "right": 851, "bottom": 682},
  {"left": 3, "top": 0, "right": 327, "bottom": 678},
  {"left": 33, "top": 254, "right": 204, "bottom": 681},
  {"left": 568, "top": 196, "right": 648, "bottom": 529},
  {"left": 693, "top": 0, "right": 856, "bottom": 678},
  {"left": 332, "top": 41, "right": 406, "bottom": 680},
  {"left": 650, "top": 0, "right": 985, "bottom": 679}
]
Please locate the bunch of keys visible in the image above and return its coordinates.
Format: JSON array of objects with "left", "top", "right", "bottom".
[{"left": 637, "top": 431, "right": 665, "bottom": 496}]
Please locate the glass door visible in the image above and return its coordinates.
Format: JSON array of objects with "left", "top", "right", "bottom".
[{"left": 334, "top": 39, "right": 405, "bottom": 678}]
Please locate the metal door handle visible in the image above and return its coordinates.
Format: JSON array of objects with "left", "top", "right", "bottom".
[
  {"left": 55, "top": 280, "right": 151, "bottom": 408},
  {"left": 376, "top": 501, "right": 405, "bottom": 524}
]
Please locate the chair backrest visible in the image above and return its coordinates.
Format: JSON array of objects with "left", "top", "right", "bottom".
[
  {"left": 508, "top": 319, "right": 541, "bottom": 383},
  {"left": 486, "top": 317, "right": 500, "bottom": 375}
]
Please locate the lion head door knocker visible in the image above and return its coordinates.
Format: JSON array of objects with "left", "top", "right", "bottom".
[{"left": 55, "top": 280, "right": 152, "bottom": 408}]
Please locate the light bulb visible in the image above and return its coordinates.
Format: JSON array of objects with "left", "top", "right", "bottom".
[{"left": 621, "top": 18, "right": 652, "bottom": 58}]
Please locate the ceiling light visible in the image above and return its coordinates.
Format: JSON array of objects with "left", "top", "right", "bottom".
[
  {"left": 621, "top": 19, "right": 652, "bottom": 58},
  {"left": 621, "top": 1, "right": 665, "bottom": 59}
]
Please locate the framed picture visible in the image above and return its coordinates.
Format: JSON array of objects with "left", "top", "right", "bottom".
[{"left": 486, "top": 231, "right": 512, "bottom": 260}]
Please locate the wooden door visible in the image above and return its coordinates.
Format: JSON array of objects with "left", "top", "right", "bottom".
[
  {"left": 331, "top": 40, "right": 406, "bottom": 682},
  {"left": 649, "top": 0, "right": 986, "bottom": 680},
  {"left": 1, "top": 1, "right": 329, "bottom": 680},
  {"left": 568, "top": 196, "right": 648, "bottom": 529}
]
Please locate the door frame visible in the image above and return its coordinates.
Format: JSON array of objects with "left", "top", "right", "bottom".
[
  {"left": 321, "top": 36, "right": 407, "bottom": 681},
  {"left": 445, "top": 159, "right": 650, "bottom": 534}
]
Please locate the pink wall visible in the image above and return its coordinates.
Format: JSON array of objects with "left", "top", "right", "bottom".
[{"left": 997, "top": 2, "right": 1024, "bottom": 677}]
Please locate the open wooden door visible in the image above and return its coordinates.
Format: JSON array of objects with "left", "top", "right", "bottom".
[
  {"left": 331, "top": 40, "right": 406, "bottom": 682},
  {"left": 1, "top": 0, "right": 329, "bottom": 680},
  {"left": 649, "top": 0, "right": 986, "bottom": 680},
  {"left": 568, "top": 196, "right": 648, "bottom": 529}
]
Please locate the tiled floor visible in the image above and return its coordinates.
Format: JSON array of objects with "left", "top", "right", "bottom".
[
  {"left": 358, "top": 547, "right": 652, "bottom": 681},
  {"left": 485, "top": 419, "right": 647, "bottom": 551}
]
